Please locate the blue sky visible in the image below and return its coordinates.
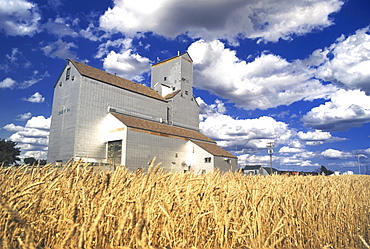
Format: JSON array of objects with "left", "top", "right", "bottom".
[{"left": 1, "top": 0, "right": 370, "bottom": 173}]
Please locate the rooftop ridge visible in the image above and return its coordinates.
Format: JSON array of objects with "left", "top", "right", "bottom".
[
  {"left": 68, "top": 59, "right": 167, "bottom": 102},
  {"left": 110, "top": 112, "right": 215, "bottom": 143},
  {"left": 151, "top": 52, "right": 192, "bottom": 67}
]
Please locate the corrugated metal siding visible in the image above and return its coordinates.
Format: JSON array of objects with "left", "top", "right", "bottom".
[
  {"left": 72, "top": 76, "right": 168, "bottom": 162},
  {"left": 125, "top": 129, "right": 189, "bottom": 172},
  {"left": 213, "top": 156, "right": 237, "bottom": 172},
  {"left": 47, "top": 64, "right": 81, "bottom": 163},
  {"left": 48, "top": 61, "right": 168, "bottom": 163},
  {"left": 170, "top": 92, "right": 199, "bottom": 130},
  {"left": 188, "top": 141, "right": 214, "bottom": 174}
]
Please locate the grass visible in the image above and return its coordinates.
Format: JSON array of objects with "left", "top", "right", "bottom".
[{"left": 0, "top": 160, "right": 369, "bottom": 248}]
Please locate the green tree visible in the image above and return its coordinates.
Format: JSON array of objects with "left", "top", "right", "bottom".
[
  {"left": 0, "top": 139, "right": 21, "bottom": 166},
  {"left": 24, "top": 157, "right": 37, "bottom": 165},
  {"left": 320, "top": 165, "right": 334, "bottom": 176},
  {"left": 24, "top": 157, "right": 47, "bottom": 166}
]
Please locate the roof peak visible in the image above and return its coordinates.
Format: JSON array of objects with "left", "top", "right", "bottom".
[
  {"left": 152, "top": 52, "right": 192, "bottom": 67},
  {"left": 66, "top": 59, "right": 167, "bottom": 102}
]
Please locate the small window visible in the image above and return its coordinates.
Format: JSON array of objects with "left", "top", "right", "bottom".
[
  {"left": 59, "top": 81, "right": 62, "bottom": 87},
  {"left": 201, "top": 169, "right": 207, "bottom": 174},
  {"left": 164, "top": 77, "right": 167, "bottom": 81},
  {"left": 185, "top": 90, "right": 188, "bottom": 95},
  {"left": 172, "top": 87, "right": 176, "bottom": 91},
  {"left": 66, "top": 68, "right": 71, "bottom": 80},
  {"left": 204, "top": 157, "right": 211, "bottom": 163}
]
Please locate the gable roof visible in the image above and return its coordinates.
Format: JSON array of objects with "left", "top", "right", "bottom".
[
  {"left": 152, "top": 52, "right": 192, "bottom": 67},
  {"left": 242, "top": 165, "right": 263, "bottom": 170},
  {"left": 110, "top": 112, "right": 214, "bottom": 143},
  {"left": 262, "top": 167, "right": 280, "bottom": 174},
  {"left": 241, "top": 165, "right": 280, "bottom": 174},
  {"left": 68, "top": 59, "right": 166, "bottom": 101},
  {"left": 191, "top": 140, "right": 237, "bottom": 158},
  {"left": 164, "top": 90, "right": 181, "bottom": 99}
]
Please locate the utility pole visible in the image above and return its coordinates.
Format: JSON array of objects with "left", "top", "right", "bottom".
[
  {"left": 357, "top": 153, "right": 361, "bottom": 175},
  {"left": 267, "top": 142, "right": 274, "bottom": 175},
  {"left": 356, "top": 153, "right": 367, "bottom": 175}
]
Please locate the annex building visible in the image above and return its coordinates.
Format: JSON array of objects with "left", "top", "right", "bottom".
[{"left": 47, "top": 53, "right": 237, "bottom": 173}]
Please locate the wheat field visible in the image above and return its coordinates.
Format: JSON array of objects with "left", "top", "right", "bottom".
[{"left": 0, "top": 161, "right": 369, "bottom": 249}]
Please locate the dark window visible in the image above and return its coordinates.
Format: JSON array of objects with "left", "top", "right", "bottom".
[
  {"left": 66, "top": 68, "right": 71, "bottom": 80},
  {"left": 167, "top": 107, "right": 170, "bottom": 123},
  {"left": 204, "top": 157, "right": 211, "bottom": 163},
  {"left": 107, "top": 140, "right": 122, "bottom": 165},
  {"left": 164, "top": 76, "right": 167, "bottom": 81},
  {"left": 185, "top": 90, "right": 188, "bottom": 95}
]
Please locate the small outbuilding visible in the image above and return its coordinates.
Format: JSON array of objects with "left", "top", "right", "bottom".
[{"left": 241, "top": 165, "right": 280, "bottom": 175}]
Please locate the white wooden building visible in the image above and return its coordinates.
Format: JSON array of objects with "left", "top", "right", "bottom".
[{"left": 47, "top": 53, "right": 237, "bottom": 173}]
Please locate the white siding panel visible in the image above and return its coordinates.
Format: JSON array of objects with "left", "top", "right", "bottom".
[
  {"left": 213, "top": 156, "right": 237, "bottom": 172},
  {"left": 71, "top": 76, "right": 168, "bottom": 162},
  {"left": 47, "top": 64, "right": 81, "bottom": 163},
  {"left": 188, "top": 142, "right": 214, "bottom": 174},
  {"left": 125, "top": 129, "right": 189, "bottom": 172}
]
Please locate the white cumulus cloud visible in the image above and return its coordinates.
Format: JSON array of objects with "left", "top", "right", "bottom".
[
  {"left": 199, "top": 98, "right": 293, "bottom": 153},
  {"left": 44, "top": 17, "right": 79, "bottom": 38},
  {"left": 0, "top": 0, "right": 41, "bottom": 36},
  {"left": 317, "top": 27, "right": 370, "bottom": 94},
  {"left": 297, "top": 130, "right": 332, "bottom": 141},
  {"left": 7, "top": 116, "right": 51, "bottom": 159},
  {"left": 321, "top": 148, "right": 352, "bottom": 159},
  {"left": 23, "top": 92, "right": 45, "bottom": 103},
  {"left": 17, "top": 112, "right": 32, "bottom": 120},
  {"left": 301, "top": 89, "right": 370, "bottom": 131},
  {"left": 188, "top": 40, "right": 338, "bottom": 110},
  {"left": 99, "top": 0, "right": 343, "bottom": 43},
  {"left": 0, "top": 77, "right": 16, "bottom": 88},
  {"left": 25, "top": 116, "right": 51, "bottom": 130},
  {"left": 95, "top": 38, "right": 133, "bottom": 59},
  {"left": 279, "top": 146, "right": 305, "bottom": 154},
  {"left": 41, "top": 39, "right": 78, "bottom": 60},
  {"left": 3, "top": 123, "right": 24, "bottom": 132},
  {"left": 102, "top": 49, "right": 150, "bottom": 82}
]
